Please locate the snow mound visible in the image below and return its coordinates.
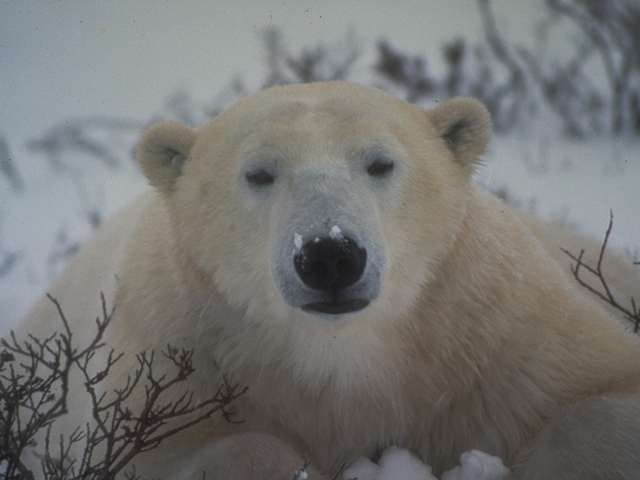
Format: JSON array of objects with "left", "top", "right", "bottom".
[
  {"left": 343, "top": 448, "right": 509, "bottom": 480},
  {"left": 329, "top": 224, "right": 343, "bottom": 239},
  {"left": 441, "top": 450, "right": 510, "bottom": 480}
]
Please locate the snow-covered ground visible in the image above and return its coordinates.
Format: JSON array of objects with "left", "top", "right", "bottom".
[
  {"left": 478, "top": 133, "right": 640, "bottom": 256},
  {"left": 342, "top": 447, "right": 509, "bottom": 480},
  {"left": 2, "top": 129, "right": 638, "bottom": 333}
]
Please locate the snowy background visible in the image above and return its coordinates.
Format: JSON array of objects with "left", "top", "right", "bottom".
[{"left": 1, "top": 1, "right": 639, "bottom": 335}]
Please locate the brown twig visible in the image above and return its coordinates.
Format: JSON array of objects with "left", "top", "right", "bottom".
[
  {"left": 330, "top": 462, "right": 348, "bottom": 480},
  {"left": 562, "top": 210, "right": 640, "bottom": 332},
  {"left": 0, "top": 293, "right": 247, "bottom": 479}
]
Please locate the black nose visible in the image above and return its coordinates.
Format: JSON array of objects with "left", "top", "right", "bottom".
[{"left": 294, "top": 236, "right": 367, "bottom": 292}]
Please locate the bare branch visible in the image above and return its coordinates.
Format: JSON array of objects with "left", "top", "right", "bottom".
[
  {"left": 562, "top": 211, "right": 640, "bottom": 332},
  {"left": 1, "top": 294, "right": 246, "bottom": 479},
  {"left": 0, "top": 136, "right": 24, "bottom": 192}
]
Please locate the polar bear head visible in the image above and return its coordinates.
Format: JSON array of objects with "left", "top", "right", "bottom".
[{"left": 137, "top": 82, "right": 489, "bottom": 330}]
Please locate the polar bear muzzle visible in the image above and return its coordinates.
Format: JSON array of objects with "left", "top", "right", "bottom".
[{"left": 271, "top": 170, "right": 385, "bottom": 318}]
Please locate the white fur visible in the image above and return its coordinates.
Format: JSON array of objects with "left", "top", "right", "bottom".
[{"left": 17, "top": 82, "right": 640, "bottom": 479}]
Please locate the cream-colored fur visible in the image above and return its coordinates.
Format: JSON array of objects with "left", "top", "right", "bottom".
[{"left": 16, "top": 82, "right": 640, "bottom": 479}]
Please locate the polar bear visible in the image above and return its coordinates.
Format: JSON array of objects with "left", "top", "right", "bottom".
[{"left": 16, "top": 81, "right": 640, "bottom": 479}]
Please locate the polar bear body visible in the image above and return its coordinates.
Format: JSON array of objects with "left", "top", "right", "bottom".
[{"left": 17, "top": 82, "right": 640, "bottom": 479}]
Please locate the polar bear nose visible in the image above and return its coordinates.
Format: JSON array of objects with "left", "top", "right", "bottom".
[{"left": 294, "top": 236, "right": 367, "bottom": 292}]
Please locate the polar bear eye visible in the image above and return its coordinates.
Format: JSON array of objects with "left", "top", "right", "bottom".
[
  {"left": 245, "top": 169, "right": 275, "bottom": 187},
  {"left": 366, "top": 159, "right": 394, "bottom": 178}
]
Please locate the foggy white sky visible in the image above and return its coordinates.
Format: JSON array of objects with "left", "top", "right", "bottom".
[{"left": 1, "top": 0, "right": 540, "bottom": 158}]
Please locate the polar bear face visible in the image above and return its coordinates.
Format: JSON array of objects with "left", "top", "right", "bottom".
[{"left": 138, "top": 82, "right": 489, "bottom": 329}]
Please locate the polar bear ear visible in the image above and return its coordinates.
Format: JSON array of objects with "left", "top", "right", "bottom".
[
  {"left": 429, "top": 98, "right": 491, "bottom": 168},
  {"left": 137, "top": 122, "right": 197, "bottom": 193}
]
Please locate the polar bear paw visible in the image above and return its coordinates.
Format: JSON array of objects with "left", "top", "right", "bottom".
[{"left": 441, "top": 450, "right": 510, "bottom": 480}]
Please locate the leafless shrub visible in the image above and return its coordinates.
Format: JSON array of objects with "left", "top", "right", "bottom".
[
  {"left": 0, "top": 293, "right": 247, "bottom": 479},
  {"left": 546, "top": 0, "right": 640, "bottom": 136},
  {"left": 0, "top": 136, "right": 24, "bottom": 193},
  {"left": 478, "top": 0, "right": 640, "bottom": 137},
  {"left": 562, "top": 211, "right": 640, "bottom": 332},
  {"left": 46, "top": 230, "right": 81, "bottom": 280},
  {"left": 0, "top": 213, "right": 21, "bottom": 279},
  {"left": 374, "top": 16, "right": 528, "bottom": 132},
  {"left": 0, "top": 251, "right": 20, "bottom": 278},
  {"left": 261, "top": 27, "right": 362, "bottom": 87},
  {"left": 374, "top": 40, "right": 436, "bottom": 103},
  {"left": 27, "top": 117, "right": 144, "bottom": 173},
  {"left": 374, "top": 0, "right": 640, "bottom": 138},
  {"left": 476, "top": 0, "right": 529, "bottom": 131}
]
